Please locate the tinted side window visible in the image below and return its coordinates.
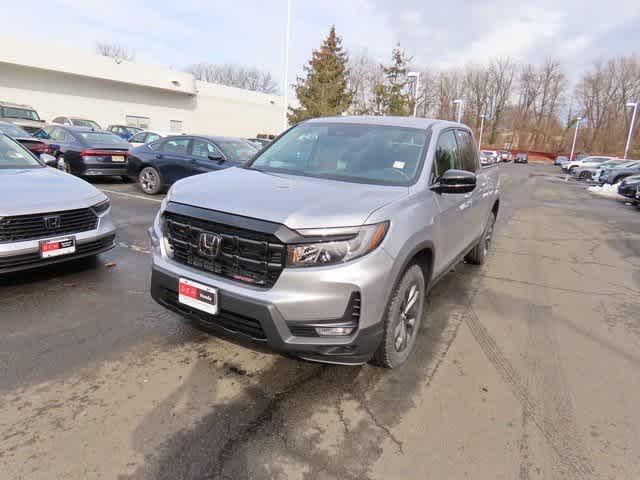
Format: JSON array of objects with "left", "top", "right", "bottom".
[
  {"left": 433, "top": 130, "right": 459, "bottom": 179},
  {"left": 160, "top": 138, "right": 190, "bottom": 155},
  {"left": 191, "top": 139, "right": 222, "bottom": 159},
  {"left": 48, "top": 127, "right": 66, "bottom": 141},
  {"left": 456, "top": 130, "right": 479, "bottom": 172},
  {"left": 146, "top": 133, "right": 161, "bottom": 143},
  {"left": 129, "top": 132, "right": 145, "bottom": 143}
]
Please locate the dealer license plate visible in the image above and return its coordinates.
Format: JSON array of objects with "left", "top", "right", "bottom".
[
  {"left": 39, "top": 237, "right": 76, "bottom": 258},
  {"left": 178, "top": 278, "right": 218, "bottom": 315},
  {"left": 111, "top": 155, "right": 125, "bottom": 162}
]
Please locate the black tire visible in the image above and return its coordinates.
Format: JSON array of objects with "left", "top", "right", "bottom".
[
  {"left": 371, "top": 264, "right": 425, "bottom": 369},
  {"left": 579, "top": 171, "right": 590, "bottom": 179},
  {"left": 138, "top": 166, "right": 163, "bottom": 195},
  {"left": 465, "top": 211, "right": 496, "bottom": 265},
  {"left": 568, "top": 166, "right": 577, "bottom": 174}
]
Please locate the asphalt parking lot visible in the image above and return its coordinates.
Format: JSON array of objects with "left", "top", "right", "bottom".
[{"left": 1, "top": 163, "right": 640, "bottom": 479}]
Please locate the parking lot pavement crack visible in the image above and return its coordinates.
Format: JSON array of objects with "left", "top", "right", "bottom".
[
  {"left": 213, "top": 365, "right": 325, "bottom": 478},
  {"left": 353, "top": 391, "right": 404, "bottom": 455}
]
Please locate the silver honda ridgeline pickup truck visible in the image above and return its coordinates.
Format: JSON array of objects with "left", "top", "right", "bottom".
[{"left": 149, "top": 116, "right": 499, "bottom": 368}]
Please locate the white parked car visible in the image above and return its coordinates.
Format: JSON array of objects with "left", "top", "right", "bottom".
[
  {"left": 562, "top": 155, "right": 616, "bottom": 173},
  {"left": 128, "top": 131, "right": 171, "bottom": 148},
  {"left": 481, "top": 150, "right": 499, "bottom": 163}
]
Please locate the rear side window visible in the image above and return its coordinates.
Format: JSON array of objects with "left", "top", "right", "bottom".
[
  {"left": 455, "top": 130, "right": 479, "bottom": 172},
  {"left": 433, "top": 130, "right": 460, "bottom": 179},
  {"left": 129, "top": 132, "right": 146, "bottom": 143},
  {"left": 160, "top": 138, "right": 190, "bottom": 155},
  {"left": 146, "top": 133, "right": 161, "bottom": 143}
]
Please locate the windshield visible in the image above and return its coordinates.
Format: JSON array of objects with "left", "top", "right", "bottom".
[
  {"left": 75, "top": 131, "right": 129, "bottom": 147},
  {"left": 247, "top": 123, "right": 428, "bottom": 186},
  {"left": 216, "top": 139, "right": 258, "bottom": 163},
  {"left": 0, "top": 135, "right": 42, "bottom": 169},
  {"left": 72, "top": 119, "right": 101, "bottom": 129},
  {"left": 0, "top": 123, "right": 31, "bottom": 138},
  {"left": 1, "top": 107, "right": 40, "bottom": 121}
]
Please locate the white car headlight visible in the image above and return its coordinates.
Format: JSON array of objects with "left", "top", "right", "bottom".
[{"left": 287, "top": 222, "right": 389, "bottom": 267}]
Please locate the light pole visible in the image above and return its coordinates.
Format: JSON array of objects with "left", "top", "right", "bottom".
[
  {"left": 407, "top": 72, "right": 420, "bottom": 117},
  {"left": 569, "top": 116, "right": 583, "bottom": 161},
  {"left": 624, "top": 101, "right": 638, "bottom": 159},
  {"left": 282, "top": 0, "right": 292, "bottom": 131},
  {"left": 453, "top": 98, "right": 464, "bottom": 123},
  {"left": 478, "top": 114, "right": 487, "bottom": 149}
]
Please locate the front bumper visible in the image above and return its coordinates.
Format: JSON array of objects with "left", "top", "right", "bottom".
[
  {"left": 0, "top": 212, "right": 117, "bottom": 273},
  {"left": 148, "top": 222, "right": 394, "bottom": 365}
]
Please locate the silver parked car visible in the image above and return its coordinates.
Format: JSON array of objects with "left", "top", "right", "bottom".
[
  {"left": 0, "top": 133, "right": 116, "bottom": 273},
  {"left": 148, "top": 116, "right": 500, "bottom": 368}
]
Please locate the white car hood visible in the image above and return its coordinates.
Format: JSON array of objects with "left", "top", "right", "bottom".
[{"left": 0, "top": 167, "right": 105, "bottom": 216}]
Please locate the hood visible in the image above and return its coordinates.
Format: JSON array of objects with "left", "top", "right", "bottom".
[
  {"left": 169, "top": 167, "right": 408, "bottom": 229},
  {"left": 0, "top": 167, "right": 105, "bottom": 216}
]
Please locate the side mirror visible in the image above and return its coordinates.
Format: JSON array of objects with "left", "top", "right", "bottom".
[
  {"left": 208, "top": 154, "right": 225, "bottom": 162},
  {"left": 431, "top": 169, "right": 476, "bottom": 194},
  {"left": 41, "top": 153, "right": 58, "bottom": 167}
]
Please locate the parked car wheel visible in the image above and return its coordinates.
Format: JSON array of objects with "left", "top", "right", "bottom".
[
  {"left": 465, "top": 211, "right": 496, "bottom": 265},
  {"left": 57, "top": 155, "right": 70, "bottom": 174},
  {"left": 138, "top": 167, "right": 163, "bottom": 195},
  {"left": 579, "top": 171, "right": 592, "bottom": 180},
  {"left": 372, "top": 264, "right": 425, "bottom": 369},
  {"left": 568, "top": 165, "right": 577, "bottom": 174}
]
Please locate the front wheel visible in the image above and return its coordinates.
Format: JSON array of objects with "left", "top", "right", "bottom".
[
  {"left": 371, "top": 264, "right": 425, "bottom": 369},
  {"left": 138, "top": 166, "right": 163, "bottom": 195},
  {"left": 465, "top": 211, "right": 496, "bottom": 265}
]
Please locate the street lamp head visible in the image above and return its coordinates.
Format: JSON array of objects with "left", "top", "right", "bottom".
[
  {"left": 453, "top": 98, "right": 463, "bottom": 105},
  {"left": 407, "top": 71, "right": 419, "bottom": 79},
  {"left": 626, "top": 101, "right": 638, "bottom": 108}
]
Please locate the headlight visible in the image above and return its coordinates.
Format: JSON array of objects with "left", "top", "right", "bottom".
[
  {"left": 287, "top": 222, "right": 389, "bottom": 267},
  {"left": 91, "top": 198, "right": 110, "bottom": 215}
]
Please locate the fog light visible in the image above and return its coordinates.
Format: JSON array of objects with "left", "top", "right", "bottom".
[{"left": 315, "top": 326, "right": 354, "bottom": 336}]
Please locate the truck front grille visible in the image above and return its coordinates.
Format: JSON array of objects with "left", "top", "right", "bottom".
[
  {"left": 0, "top": 208, "right": 98, "bottom": 243},
  {"left": 164, "top": 212, "right": 286, "bottom": 288}
]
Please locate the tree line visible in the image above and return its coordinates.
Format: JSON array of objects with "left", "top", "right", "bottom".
[{"left": 289, "top": 27, "right": 640, "bottom": 156}]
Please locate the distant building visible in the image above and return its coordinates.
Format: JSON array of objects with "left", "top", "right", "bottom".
[{"left": 0, "top": 35, "right": 282, "bottom": 137}]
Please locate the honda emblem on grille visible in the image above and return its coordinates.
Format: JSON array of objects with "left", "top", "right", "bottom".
[
  {"left": 198, "top": 232, "right": 222, "bottom": 258},
  {"left": 44, "top": 215, "right": 62, "bottom": 230}
]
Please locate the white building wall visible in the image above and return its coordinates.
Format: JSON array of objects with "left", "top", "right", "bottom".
[{"left": 0, "top": 35, "right": 283, "bottom": 137}]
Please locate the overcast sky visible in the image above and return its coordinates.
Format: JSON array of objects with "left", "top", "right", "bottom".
[{"left": 5, "top": 0, "right": 640, "bottom": 93}]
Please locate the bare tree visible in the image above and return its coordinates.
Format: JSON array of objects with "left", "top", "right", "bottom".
[
  {"left": 95, "top": 42, "right": 135, "bottom": 62},
  {"left": 186, "top": 63, "right": 278, "bottom": 94},
  {"left": 347, "top": 51, "right": 385, "bottom": 114},
  {"left": 574, "top": 55, "right": 640, "bottom": 154},
  {"left": 486, "top": 58, "right": 515, "bottom": 145}
]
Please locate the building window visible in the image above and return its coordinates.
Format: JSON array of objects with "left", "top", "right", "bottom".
[
  {"left": 170, "top": 120, "right": 183, "bottom": 133},
  {"left": 126, "top": 115, "right": 150, "bottom": 129}
]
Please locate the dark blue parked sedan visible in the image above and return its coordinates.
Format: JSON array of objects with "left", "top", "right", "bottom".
[{"left": 127, "top": 135, "right": 259, "bottom": 194}]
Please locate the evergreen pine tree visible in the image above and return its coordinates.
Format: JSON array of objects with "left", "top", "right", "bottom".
[
  {"left": 374, "top": 46, "right": 415, "bottom": 116},
  {"left": 288, "top": 26, "right": 352, "bottom": 124}
]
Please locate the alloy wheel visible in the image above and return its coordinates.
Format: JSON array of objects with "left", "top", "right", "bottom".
[
  {"left": 393, "top": 284, "right": 419, "bottom": 352},
  {"left": 139, "top": 168, "right": 158, "bottom": 194}
]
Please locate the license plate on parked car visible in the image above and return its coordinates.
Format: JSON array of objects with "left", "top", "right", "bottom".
[
  {"left": 39, "top": 237, "right": 76, "bottom": 258},
  {"left": 178, "top": 278, "right": 218, "bottom": 315},
  {"left": 111, "top": 155, "right": 125, "bottom": 162}
]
